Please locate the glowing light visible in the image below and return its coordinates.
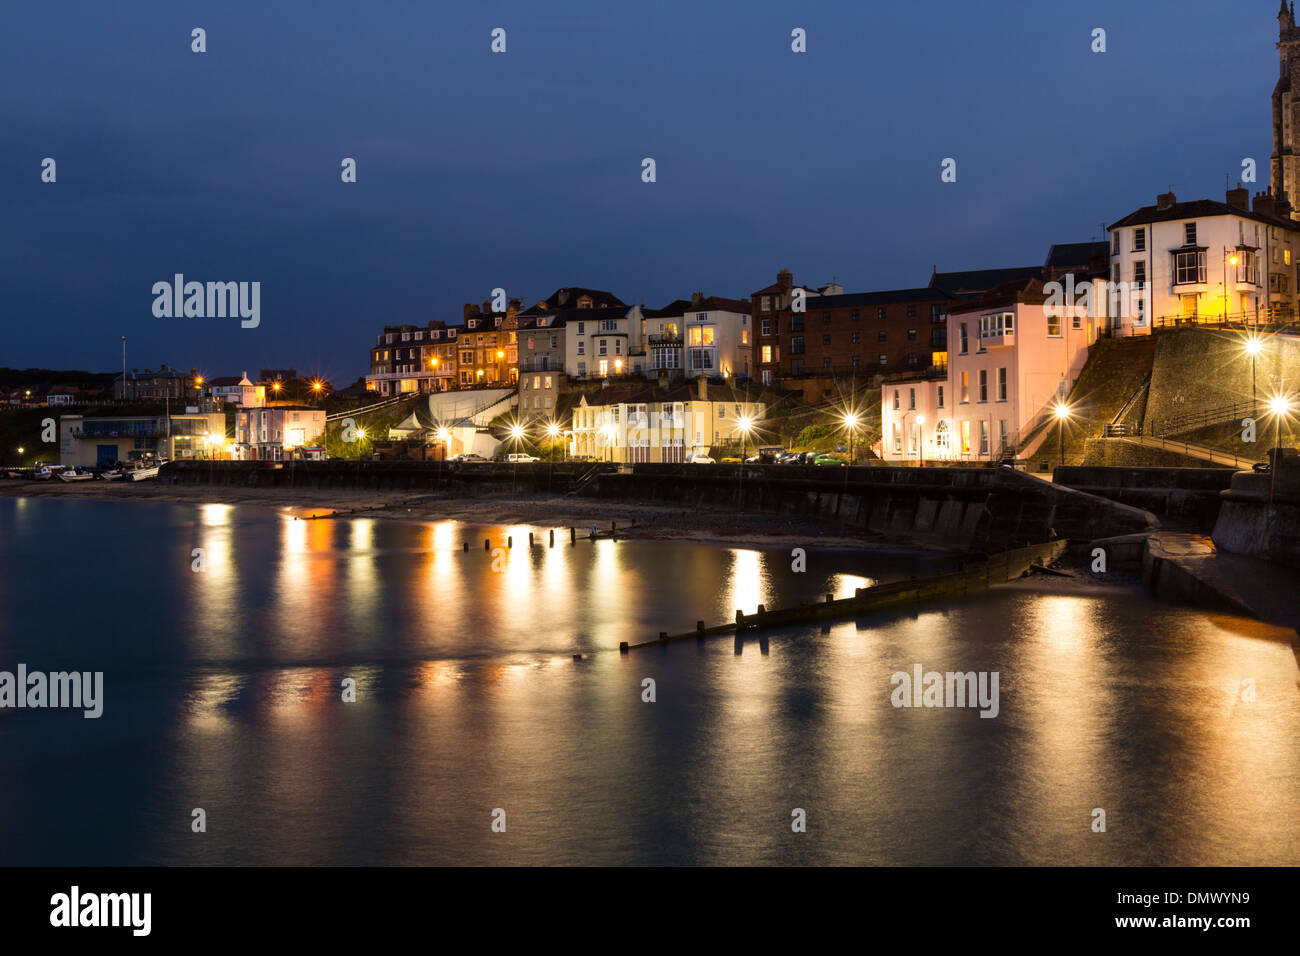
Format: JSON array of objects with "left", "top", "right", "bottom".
[
  {"left": 1229, "top": 254, "right": 1239, "bottom": 266},
  {"left": 436, "top": 427, "right": 450, "bottom": 441},
  {"left": 844, "top": 413, "right": 859, "bottom": 429},
  {"left": 510, "top": 424, "right": 524, "bottom": 440},
  {"left": 916, "top": 415, "right": 926, "bottom": 425},
  {"left": 1244, "top": 336, "right": 1264, "bottom": 356},
  {"left": 1268, "top": 395, "right": 1294, "bottom": 417},
  {"left": 1054, "top": 403, "right": 1071, "bottom": 420},
  {"left": 546, "top": 423, "right": 560, "bottom": 438},
  {"left": 737, "top": 415, "right": 753, "bottom": 432},
  {"left": 356, "top": 428, "right": 366, "bottom": 440}
]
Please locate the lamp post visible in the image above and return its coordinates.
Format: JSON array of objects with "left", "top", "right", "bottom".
[
  {"left": 1224, "top": 247, "right": 1238, "bottom": 325},
  {"left": 1054, "top": 401, "right": 1071, "bottom": 468},
  {"left": 916, "top": 414, "right": 926, "bottom": 467},
  {"left": 1265, "top": 394, "right": 1294, "bottom": 546},
  {"left": 844, "top": 412, "right": 859, "bottom": 464},
  {"left": 1244, "top": 335, "right": 1262, "bottom": 413},
  {"left": 546, "top": 422, "right": 562, "bottom": 462}
]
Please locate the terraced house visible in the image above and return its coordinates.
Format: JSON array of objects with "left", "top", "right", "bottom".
[
  {"left": 570, "top": 377, "right": 764, "bottom": 463},
  {"left": 366, "top": 320, "right": 459, "bottom": 396},
  {"left": 640, "top": 292, "right": 752, "bottom": 381}
]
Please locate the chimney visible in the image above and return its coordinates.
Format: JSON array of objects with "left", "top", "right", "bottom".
[
  {"left": 696, "top": 375, "right": 707, "bottom": 402},
  {"left": 776, "top": 269, "right": 793, "bottom": 291},
  {"left": 691, "top": 291, "right": 703, "bottom": 307},
  {"left": 481, "top": 300, "right": 492, "bottom": 315},
  {"left": 1254, "top": 191, "right": 1276, "bottom": 218},
  {"left": 1226, "top": 183, "right": 1249, "bottom": 210},
  {"left": 463, "top": 304, "right": 478, "bottom": 321},
  {"left": 1156, "top": 191, "right": 1177, "bottom": 210},
  {"left": 1277, "top": 191, "right": 1294, "bottom": 220}
]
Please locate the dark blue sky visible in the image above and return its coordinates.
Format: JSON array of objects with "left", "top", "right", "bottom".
[{"left": 0, "top": 1, "right": 1280, "bottom": 383}]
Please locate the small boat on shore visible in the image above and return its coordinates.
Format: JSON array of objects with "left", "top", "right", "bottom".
[
  {"left": 128, "top": 464, "right": 160, "bottom": 482},
  {"left": 58, "top": 468, "right": 94, "bottom": 482},
  {"left": 100, "top": 468, "right": 124, "bottom": 481}
]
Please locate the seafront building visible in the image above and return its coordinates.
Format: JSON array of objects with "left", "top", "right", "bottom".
[
  {"left": 570, "top": 378, "right": 763, "bottom": 463},
  {"left": 230, "top": 406, "right": 327, "bottom": 461},
  {"left": 879, "top": 269, "right": 1104, "bottom": 464},
  {"left": 1107, "top": 187, "right": 1300, "bottom": 333},
  {"left": 59, "top": 411, "right": 226, "bottom": 466}
]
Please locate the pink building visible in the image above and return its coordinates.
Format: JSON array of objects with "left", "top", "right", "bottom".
[
  {"left": 232, "top": 406, "right": 326, "bottom": 461},
  {"left": 881, "top": 278, "right": 1099, "bottom": 463}
]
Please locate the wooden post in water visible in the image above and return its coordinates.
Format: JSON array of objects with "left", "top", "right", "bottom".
[
  {"left": 570, "top": 527, "right": 576, "bottom": 545},
  {"left": 507, "top": 536, "right": 513, "bottom": 548},
  {"left": 463, "top": 542, "right": 469, "bottom": 551},
  {"left": 528, "top": 532, "right": 534, "bottom": 547},
  {"left": 484, "top": 539, "right": 490, "bottom": 551},
  {"left": 549, "top": 529, "right": 555, "bottom": 547}
]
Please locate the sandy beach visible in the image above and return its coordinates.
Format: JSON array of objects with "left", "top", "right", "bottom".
[{"left": 0, "top": 479, "right": 950, "bottom": 552}]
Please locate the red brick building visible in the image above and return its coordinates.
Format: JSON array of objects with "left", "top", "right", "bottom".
[{"left": 750, "top": 269, "right": 962, "bottom": 385}]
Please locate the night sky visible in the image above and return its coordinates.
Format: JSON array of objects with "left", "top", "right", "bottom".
[{"left": 0, "top": 1, "right": 1278, "bottom": 382}]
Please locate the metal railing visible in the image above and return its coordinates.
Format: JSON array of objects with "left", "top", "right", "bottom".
[
  {"left": 1116, "top": 435, "right": 1263, "bottom": 469},
  {"left": 1101, "top": 309, "right": 1298, "bottom": 336},
  {"left": 1151, "top": 399, "right": 1255, "bottom": 437}
]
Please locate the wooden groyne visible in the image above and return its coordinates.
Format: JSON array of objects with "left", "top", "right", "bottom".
[{"left": 620, "top": 538, "right": 1068, "bottom": 652}]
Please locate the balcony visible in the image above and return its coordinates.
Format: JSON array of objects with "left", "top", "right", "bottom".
[{"left": 648, "top": 333, "right": 682, "bottom": 346}]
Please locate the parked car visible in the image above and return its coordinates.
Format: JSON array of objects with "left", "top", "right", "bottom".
[
  {"left": 719, "top": 456, "right": 742, "bottom": 464},
  {"left": 776, "top": 452, "right": 803, "bottom": 465},
  {"left": 506, "top": 453, "right": 540, "bottom": 463},
  {"left": 813, "top": 454, "right": 847, "bottom": 467},
  {"left": 687, "top": 455, "right": 715, "bottom": 464},
  {"left": 450, "top": 453, "right": 486, "bottom": 462}
]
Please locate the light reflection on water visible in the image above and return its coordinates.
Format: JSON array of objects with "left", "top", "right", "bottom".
[{"left": 0, "top": 497, "right": 1296, "bottom": 865}]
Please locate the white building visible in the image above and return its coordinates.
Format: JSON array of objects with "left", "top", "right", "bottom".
[
  {"left": 880, "top": 277, "right": 1099, "bottom": 463},
  {"left": 639, "top": 294, "right": 752, "bottom": 381},
  {"left": 209, "top": 371, "right": 265, "bottom": 408},
  {"left": 564, "top": 305, "right": 645, "bottom": 379},
  {"left": 1107, "top": 188, "right": 1300, "bottom": 334}
]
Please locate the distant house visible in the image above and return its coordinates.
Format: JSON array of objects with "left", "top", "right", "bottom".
[
  {"left": 207, "top": 371, "right": 265, "bottom": 408},
  {"left": 113, "top": 365, "right": 195, "bottom": 402}
]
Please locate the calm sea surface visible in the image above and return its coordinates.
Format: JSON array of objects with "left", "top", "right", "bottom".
[{"left": 0, "top": 496, "right": 1297, "bottom": 865}]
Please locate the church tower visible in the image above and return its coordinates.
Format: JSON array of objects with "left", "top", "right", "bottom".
[{"left": 1271, "top": 1, "right": 1300, "bottom": 215}]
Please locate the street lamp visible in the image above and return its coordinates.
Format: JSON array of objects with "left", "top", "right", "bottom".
[
  {"left": 1244, "top": 335, "right": 1263, "bottom": 412},
  {"left": 546, "top": 422, "right": 561, "bottom": 461},
  {"left": 1054, "top": 402, "right": 1071, "bottom": 467},
  {"left": 916, "top": 414, "right": 926, "bottom": 467},
  {"left": 843, "top": 412, "right": 860, "bottom": 464},
  {"left": 1224, "top": 248, "right": 1239, "bottom": 324},
  {"left": 737, "top": 414, "right": 754, "bottom": 459}
]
